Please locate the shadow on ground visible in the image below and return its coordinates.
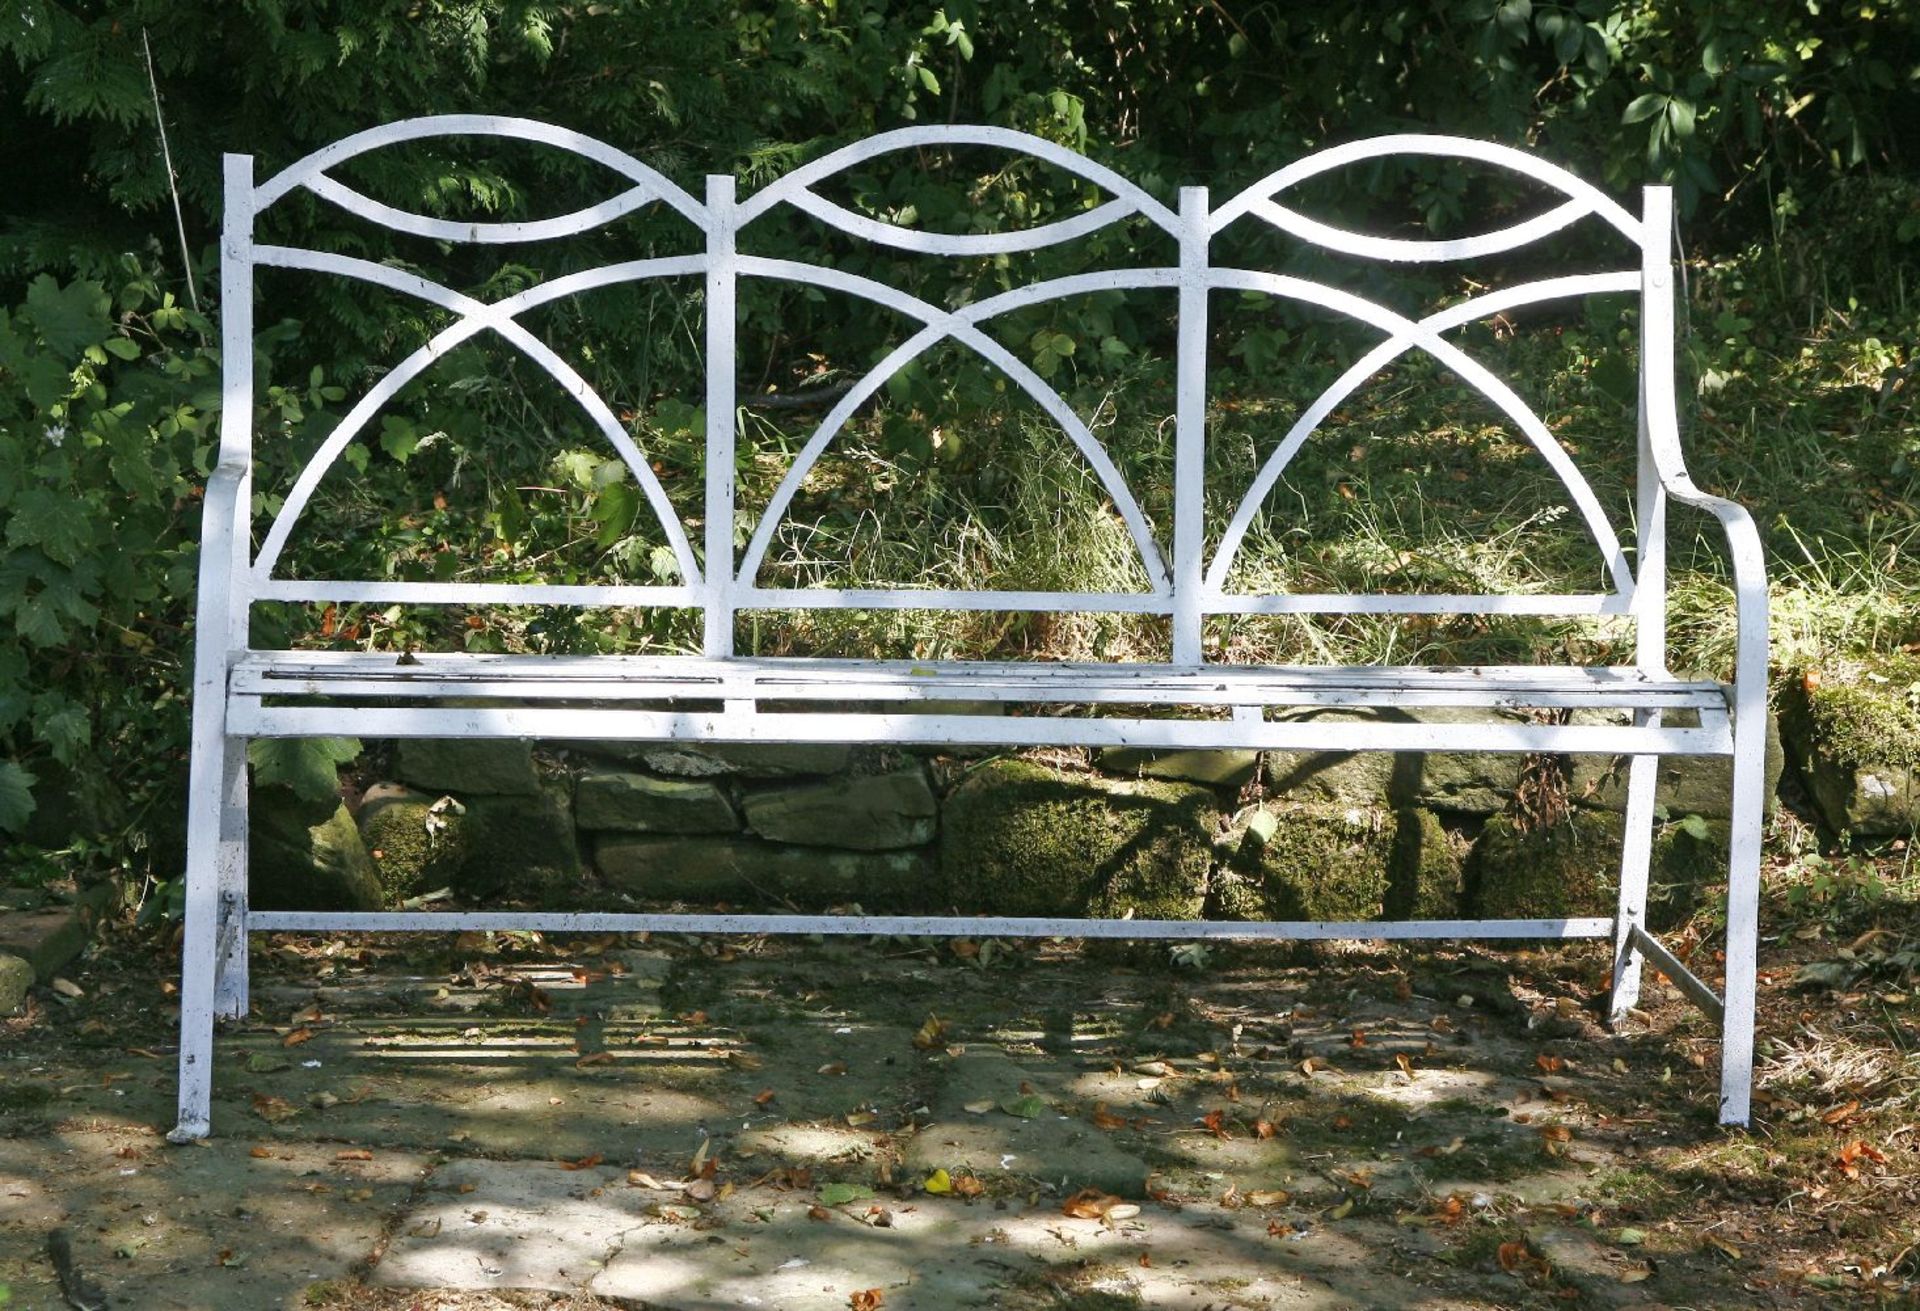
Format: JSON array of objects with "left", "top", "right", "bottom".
[{"left": 0, "top": 927, "right": 1894, "bottom": 1309}]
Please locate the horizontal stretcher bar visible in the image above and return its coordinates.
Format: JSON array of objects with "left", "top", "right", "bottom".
[
  {"left": 1627, "top": 924, "right": 1725, "bottom": 1022},
  {"left": 249, "top": 911, "right": 1618, "bottom": 940},
  {"left": 227, "top": 704, "right": 1733, "bottom": 755},
  {"left": 235, "top": 653, "right": 1730, "bottom": 708},
  {"left": 242, "top": 680, "right": 1725, "bottom": 714},
  {"left": 239, "top": 652, "right": 1710, "bottom": 687}
]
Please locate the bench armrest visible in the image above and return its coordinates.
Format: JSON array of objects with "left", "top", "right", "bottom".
[{"left": 1654, "top": 468, "right": 1768, "bottom": 724}]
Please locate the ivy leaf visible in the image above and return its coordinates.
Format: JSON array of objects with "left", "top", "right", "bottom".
[
  {"left": 6, "top": 486, "right": 94, "bottom": 565},
  {"left": 109, "top": 429, "right": 161, "bottom": 501},
  {"left": 31, "top": 699, "right": 90, "bottom": 764},
  {"left": 248, "top": 737, "right": 361, "bottom": 803},
  {"left": 1678, "top": 813, "right": 1711, "bottom": 840},
  {"left": 23, "top": 274, "right": 111, "bottom": 358},
  {"left": 1622, "top": 93, "right": 1668, "bottom": 125},
  {"left": 590, "top": 480, "right": 640, "bottom": 548},
  {"left": 379, "top": 415, "right": 422, "bottom": 465},
  {"left": 13, "top": 591, "right": 69, "bottom": 647},
  {"left": 0, "top": 759, "right": 36, "bottom": 834}
]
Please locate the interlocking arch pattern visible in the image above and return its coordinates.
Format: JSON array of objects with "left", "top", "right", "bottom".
[{"left": 232, "top": 118, "right": 1669, "bottom": 660}]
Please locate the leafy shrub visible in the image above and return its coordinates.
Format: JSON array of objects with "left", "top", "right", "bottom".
[{"left": 0, "top": 260, "right": 212, "bottom": 838}]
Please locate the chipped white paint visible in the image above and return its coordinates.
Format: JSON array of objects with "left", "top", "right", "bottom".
[{"left": 175, "top": 121, "right": 1766, "bottom": 1138}]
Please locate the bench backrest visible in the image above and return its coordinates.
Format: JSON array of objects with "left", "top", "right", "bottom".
[{"left": 214, "top": 117, "right": 1680, "bottom": 668}]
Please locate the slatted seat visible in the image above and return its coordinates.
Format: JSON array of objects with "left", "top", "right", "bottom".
[
  {"left": 172, "top": 119, "right": 1768, "bottom": 1140},
  {"left": 231, "top": 651, "right": 1733, "bottom": 754}
]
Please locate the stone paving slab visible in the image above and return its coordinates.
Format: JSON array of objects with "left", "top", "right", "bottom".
[
  {"left": 0, "top": 934, "right": 1749, "bottom": 1310},
  {"left": 373, "top": 1157, "right": 1470, "bottom": 1309}
]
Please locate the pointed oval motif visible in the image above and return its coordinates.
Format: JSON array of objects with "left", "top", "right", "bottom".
[
  {"left": 736, "top": 125, "right": 1180, "bottom": 255},
  {"left": 253, "top": 114, "right": 706, "bottom": 241},
  {"left": 1210, "top": 134, "right": 1645, "bottom": 260}
]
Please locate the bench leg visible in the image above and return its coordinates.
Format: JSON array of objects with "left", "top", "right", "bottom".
[
  {"left": 171, "top": 734, "right": 246, "bottom": 1143},
  {"left": 213, "top": 823, "right": 250, "bottom": 1021},
  {"left": 1608, "top": 748, "right": 1659, "bottom": 1027},
  {"left": 1719, "top": 723, "right": 1766, "bottom": 1129}
]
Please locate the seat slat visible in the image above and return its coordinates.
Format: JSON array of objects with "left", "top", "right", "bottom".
[
  {"left": 230, "top": 701, "right": 1735, "bottom": 755},
  {"left": 236, "top": 673, "right": 1724, "bottom": 711},
  {"left": 234, "top": 651, "right": 1727, "bottom": 710}
]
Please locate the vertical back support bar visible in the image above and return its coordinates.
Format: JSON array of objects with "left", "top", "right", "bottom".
[
  {"left": 1172, "top": 186, "right": 1210, "bottom": 665},
  {"left": 1639, "top": 184, "right": 1765, "bottom": 1126},
  {"left": 703, "top": 175, "right": 738, "bottom": 659},
  {"left": 172, "top": 154, "right": 257, "bottom": 1142},
  {"left": 1615, "top": 184, "right": 1674, "bottom": 1030}
]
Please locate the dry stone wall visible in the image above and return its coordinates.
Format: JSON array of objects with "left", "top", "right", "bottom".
[{"left": 226, "top": 699, "right": 1817, "bottom": 924}]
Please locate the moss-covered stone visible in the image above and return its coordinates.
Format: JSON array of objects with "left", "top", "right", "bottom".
[
  {"left": 741, "top": 766, "right": 937, "bottom": 850},
  {"left": 1096, "top": 747, "right": 1259, "bottom": 788},
  {"left": 357, "top": 782, "right": 472, "bottom": 902},
  {"left": 587, "top": 742, "right": 854, "bottom": 779},
  {"left": 1467, "top": 809, "right": 1725, "bottom": 929},
  {"left": 940, "top": 759, "right": 1216, "bottom": 920},
  {"left": 1648, "top": 819, "right": 1727, "bottom": 930},
  {"left": 1385, "top": 807, "right": 1465, "bottom": 919},
  {"left": 596, "top": 835, "right": 932, "bottom": 908},
  {"left": 1216, "top": 803, "right": 1393, "bottom": 921},
  {"left": 1781, "top": 656, "right": 1920, "bottom": 835},
  {"left": 1262, "top": 708, "right": 1527, "bottom": 813},
  {"left": 457, "top": 782, "right": 583, "bottom": 902},
  {"left": 1467, "top": 811, "right": 1616, "bottom": 919},
  {"left": 1571, "top": 709, "right": 1785, "bottom": 821},
  {"left": 394, "top": 738, "right": 540, "bottom": 796},
  {"left": 575, "top": 770, "right": 738, "bottom": 834},
  {"left": 0, "top": 954, "right": 34, "bottom": 1013},
  {"left": 249, "top": 787, "right": 384, "bottom": 912}
]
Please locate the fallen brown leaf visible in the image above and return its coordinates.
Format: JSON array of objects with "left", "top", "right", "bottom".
[
  {"left": 1062, "top": 1188, "right": 1133, "bottom": 1220},
  {"left": 911, "top": 1014, "right": 949, "bottom": 1050},
  {"left": 250, "top": 1093, "right": 298, "bottom": 1124},
  {"left": 1821, "top": 1099, "right": 1861, "bottom": 1127}
]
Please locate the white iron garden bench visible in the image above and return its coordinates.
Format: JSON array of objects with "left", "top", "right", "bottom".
[{"left": 172, "top": 117, "right": 1768, "bottom": 1139}]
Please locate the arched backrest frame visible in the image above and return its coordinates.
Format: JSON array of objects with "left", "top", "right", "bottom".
[{"left": 216, "top": 120, "right": 1673, "bottom": 666}]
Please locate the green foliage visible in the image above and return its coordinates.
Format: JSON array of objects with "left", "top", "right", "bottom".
[
  {"left": 0, "top": 258, "right": 212, "bottom": 841},
  {"left": 247, "top": 737, "right": 363, "bottom": 804},
  {"left": 0, "top": 760, "right": 35, "bottom": 833},
  {"left": 0, "top": 1, "right": 1912, "bottom": 868}
]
